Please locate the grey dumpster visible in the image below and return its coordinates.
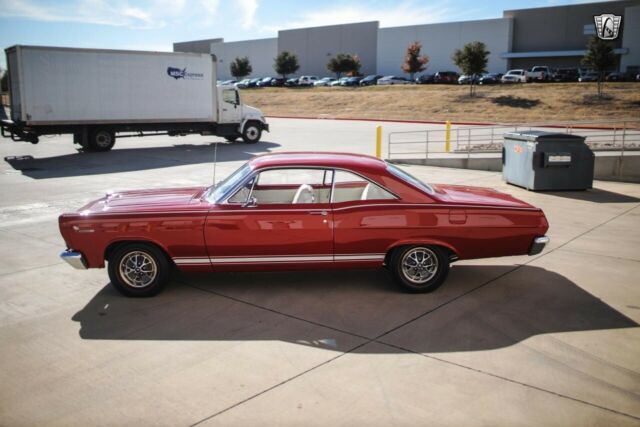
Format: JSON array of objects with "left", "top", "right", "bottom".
[{"left": 502, "top": 131, "right": 594, "bottom": 191}]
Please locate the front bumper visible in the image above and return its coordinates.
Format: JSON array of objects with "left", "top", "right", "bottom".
[
  {"left": 60, "top": 250, "right": 87, "bottom": 270},
  {"left": 529, "top": 236, "right": 550, "bottom": 256}
]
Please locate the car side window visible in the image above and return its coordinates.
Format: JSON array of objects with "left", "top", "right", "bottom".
[
  {"left": 249, "top": 168, "right": 332, "bottom": 204},
  {"left": 332, "top": 170, "right": 396, "bottom": 203},
  {"left": 222, "top": 89, "right": 236, "bottom": 104},
  {"left": 227, "top": 176, "right": 255, "bottom": 204}
]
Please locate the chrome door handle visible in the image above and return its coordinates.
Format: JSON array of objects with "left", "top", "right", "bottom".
[{"left": 309, "top": 210, "right": 328, "bottom": 216}]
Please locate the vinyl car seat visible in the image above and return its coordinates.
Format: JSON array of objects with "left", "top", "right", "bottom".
[{"left": 292, "top": 184, "right": 315, "bottom": 204}]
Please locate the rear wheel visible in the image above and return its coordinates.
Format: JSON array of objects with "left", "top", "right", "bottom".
[
  {"left": 242, "top": 121, "right": 262, "bottom": 143},
  {"left": 390, "top": 245, "right": 449, "bottom": 293},
  {"left": 107, "top": 243, "right": 170, "bottom": 297},
  {"left": 88, "top": 128, "right": 116, "bottom": 152}
]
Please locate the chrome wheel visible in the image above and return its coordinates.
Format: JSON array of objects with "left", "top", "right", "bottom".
[
  {"left": 119, "top": 251, "right": 158, "bottom": 288},
  {"left": 401, "top": 247, "right": 438, "bottom": 284}
]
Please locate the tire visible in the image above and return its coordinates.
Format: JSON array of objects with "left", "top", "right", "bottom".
[
  {"left": 241, "top": 121, "right": 262, "bottom": 143},
  {"left": 88, "top": 128, "right": 116, "bottom": 152},
  {"left": 224, "top": 135, "right": 239, "bottom": 142},
  {"left": 107, "top": 243, "right": 170, "bottom": 297},
  {"left": 389, "top": 245, "right": 449, "bottom": 293}
]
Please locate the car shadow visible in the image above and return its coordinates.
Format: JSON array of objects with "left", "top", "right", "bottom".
[
  {"left": 71, "top": 265, "right": 637, "bottom": 354},
  {"left": 542, "top": 187, "right": 640, "bottom": 203},
  {"left": 4, "top": 140, "right": 280, "bottom": 179}
]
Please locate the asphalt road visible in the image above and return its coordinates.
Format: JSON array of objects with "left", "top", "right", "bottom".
[{"left": 1, "top": 118, "right": 639, "bottom": 426}]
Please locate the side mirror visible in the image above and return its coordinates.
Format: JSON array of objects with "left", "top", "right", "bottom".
[{"left": 243, "top": 196, "right": 257, "bottom": 208}]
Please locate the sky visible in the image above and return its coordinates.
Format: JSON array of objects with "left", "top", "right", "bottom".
[{"left": 0, "top": 0, "right": 613, "bottom": 70}]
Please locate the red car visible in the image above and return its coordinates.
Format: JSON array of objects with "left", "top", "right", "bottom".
[{"left": 59, "top": 152, "right": 549, "bottom": 297}]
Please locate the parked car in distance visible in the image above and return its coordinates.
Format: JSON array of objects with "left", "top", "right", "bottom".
[
  {"left": 528, "top": 66, "right": 552, "bottom": 82},
  {"left": 415, "top": 73, "right": 435, "bottom": 84},
  {"left": 257, "top": 77, "right": 276, "bottom": 87},
  {"left": 59, "top": 152, "right": 550, "bottom": 297},
  {"left": 433, "top": 71, "right": 459, "bottom": 84},
  {"left": 377, "top": 76, "right": 412, "bottom": 85},
  {"left": 478, "top": 73, "right": 502, "bottom": 85},
  {"left": 298, "top": 76, "right": 319, "bottom": 86},
  {"left": 342, "top": 76, "right": 363, "bottom": 86},
  {"left": 220, "top": 79, "right": 237, "bottom": 86},
  {"left": 284, "top": 77, "right": 299, "bottom": 87},
  {"left": 248, "top": 78, "right": 262, "bottom": 88},
  {"left": 330, "top": 77, "right": 349, "bottom": 86},
  {"left": 552, "top": 68, "right": 579, "bottom": 82},
  {"left": 579, "top": 71, "right": 599, "bottom": 82},
  {"left": 234, "top": 78, "right": 251, "bottom": 89},
  {"left": 270, "top": 77, "right": 286, "bottom": 87},
  {"left": 501, "top": 69, "right": 529, "bottom": 83},
  {"left": 360, "top": 74, "right": 383, "bottom": 86},
  {"left": 458, "top": 74, "right": 479, "bottom": 85},
  {"left": 314, "top": 77, "right": 335, "bottom": 86},
  {"left": 605, "top": 72, "right": 626, "bottom": 82}
]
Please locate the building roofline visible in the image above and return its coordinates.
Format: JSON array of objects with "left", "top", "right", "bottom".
[{"left": 503, "top": 0, "right": 635, "bottom": 15}]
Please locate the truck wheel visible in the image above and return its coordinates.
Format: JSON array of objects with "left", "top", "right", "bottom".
[
  {"left": 242, "top": 122, "right": 262, "bottom": 144},
  {"left": 88, "top": 128, "right": 116, "bottom": 152},
  {"left": 107, "top": 243, "right": 170, "bottom": 297},
  {"left": 389, "top": 245, "right": 449, "bottom": 293}
]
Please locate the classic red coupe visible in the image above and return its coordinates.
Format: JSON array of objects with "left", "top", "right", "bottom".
[{"left": 59, "top": 152, "right": 549, "bottom": 296}]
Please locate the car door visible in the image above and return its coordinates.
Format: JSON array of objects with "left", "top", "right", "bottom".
[
  {"left": 218, "top": 87, "right": 242, "bottom": 124},
  {"left": 205, "top": 168, "right": 334, "bottom": 271},
  {"left": 330, "top": 169, "right": 400, "bottom": 267}
]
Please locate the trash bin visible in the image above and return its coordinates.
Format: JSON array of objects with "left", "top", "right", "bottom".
[{"left": 502, "top": 131, "right": 594, "bottom": 191}]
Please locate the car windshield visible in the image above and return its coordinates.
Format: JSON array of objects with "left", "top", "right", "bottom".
[
  {"left": 206, "top": 163, "right": 253, "bottom": 203},
  {"left": 386, "top": 163, "right": 434, "bottom": 195}
]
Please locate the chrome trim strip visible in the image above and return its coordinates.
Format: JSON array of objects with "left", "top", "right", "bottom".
[{"left": 172, "top": 253, "right": 386, "bottom": 265}]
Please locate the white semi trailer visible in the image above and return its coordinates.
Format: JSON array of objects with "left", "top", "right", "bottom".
[{"left": 1, "top": 45, "right": 268, "bottom": 151}]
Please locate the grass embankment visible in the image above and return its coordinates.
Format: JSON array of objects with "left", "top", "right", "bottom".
[{"left": 242, "top": 83, "right": 640, "bottom": 124}]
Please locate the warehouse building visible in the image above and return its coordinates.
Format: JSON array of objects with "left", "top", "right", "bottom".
[{"left": 174, "top": 0, "right": 640, "bottom": 80}]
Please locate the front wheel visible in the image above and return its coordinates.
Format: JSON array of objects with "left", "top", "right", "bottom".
[
  {"left": 390, "top": 245, "right": 450, "bottom": 293},
  {"left": 107, "top": 243, "right": 170, "bottom": 297},
  {"left": 242, "top": 122, "right": 262, "bottom": 143}
]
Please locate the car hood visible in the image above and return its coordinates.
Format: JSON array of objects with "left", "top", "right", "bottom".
[
  {"left": 78, "top": 186, "right": 208, "bottom": 214},
  {"left": 431, "top": 184, "right": 534, "bottom": 209}
]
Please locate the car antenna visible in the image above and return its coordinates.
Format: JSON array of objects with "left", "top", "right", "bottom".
[{"left": 212, "top": 141, "right": 218, "bottom": 186}]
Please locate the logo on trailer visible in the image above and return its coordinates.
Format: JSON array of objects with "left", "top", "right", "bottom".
[
  {"left": 166, "top": 67, "right": 204, "bottom": 80},
  {"left": 593, "top": 14, "right": 622, "bottom": 40}
]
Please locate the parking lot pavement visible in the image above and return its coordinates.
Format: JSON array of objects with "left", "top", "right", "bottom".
[{"left": 0, "top": 118, "right": 639, "bottom": 425}]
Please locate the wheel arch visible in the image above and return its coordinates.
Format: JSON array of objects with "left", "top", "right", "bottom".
[
  {"left": 384, "top": 239, "right": 460, "bottom": 265},
  {"left": 104, "top": 238, "right": 173, "bottom": 265}
]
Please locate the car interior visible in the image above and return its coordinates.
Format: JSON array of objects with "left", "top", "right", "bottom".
[{"left": 227, "top": 168, "right": 396, "bottom": 205}]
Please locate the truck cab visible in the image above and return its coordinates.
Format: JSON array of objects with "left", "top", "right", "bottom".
[{"left": 218, "top": 85, "right": 268, "bottom": 143}]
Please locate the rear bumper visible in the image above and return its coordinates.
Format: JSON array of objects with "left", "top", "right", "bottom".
[
  {"left": 60, "top": 250, "right": 87, "bottom": 270},
  {"left": 529, "top": 236, "right": 550, "bottom": 256}
]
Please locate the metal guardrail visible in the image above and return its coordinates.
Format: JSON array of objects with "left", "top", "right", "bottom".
[{"left": 388, "top": 120, "right": 640, "bottom": 159}]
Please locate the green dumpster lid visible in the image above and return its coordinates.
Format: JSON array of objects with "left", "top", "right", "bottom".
[{"left": 504, "top": 130, "right": 585, "bottom": 142}]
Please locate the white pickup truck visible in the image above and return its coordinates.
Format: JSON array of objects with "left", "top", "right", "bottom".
[
  {"left": 1, "top": 45, "right": 269, "bottom": 151},
  {"left": 528, "top": 66, "right": 553, "bottom": 82}
]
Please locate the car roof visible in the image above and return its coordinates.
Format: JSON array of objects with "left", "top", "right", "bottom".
[{"left": 248, "top": 152, "right": 388, "bottom": 174}]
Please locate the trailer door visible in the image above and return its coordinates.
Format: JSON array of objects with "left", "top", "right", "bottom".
[{"left": 6, "top": 47, "right": 22, "bottom": 122}]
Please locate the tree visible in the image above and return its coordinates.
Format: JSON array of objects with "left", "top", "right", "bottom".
[
  {"left": 452, "top": 41, "right": 490, "bottom": 97},
  {"left": 327, "top": 53, "right": 362, "bottom": 78},
  {"left": 273, "top": 51, "right": 299, "bottom": 79},
  {"left": 582, "top": 36, "right": 616, "bottom": 98},
  {"left": 230, "top": 56, "right": 252, "bottom": 80},
  {"left": 401, "top": 41, "right": 429, "bottom": 80}
]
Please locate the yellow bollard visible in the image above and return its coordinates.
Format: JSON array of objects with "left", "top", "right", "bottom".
[
  {"left": 376, "top": 125, "right": 382, "bottom": 159},
  {"left": 445, "top": 120, "right": 451, "bottom": 153}
]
